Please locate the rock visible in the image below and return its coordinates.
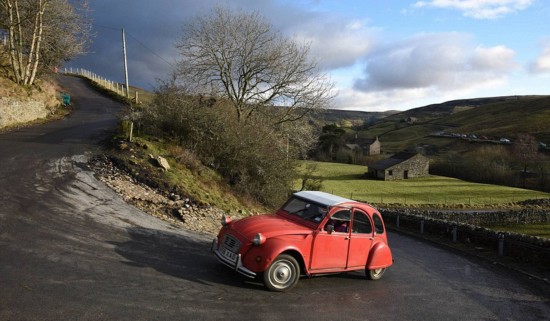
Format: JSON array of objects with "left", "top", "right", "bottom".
[
  {"left": 157, "top": 156, "right": 170, "bottom": 171},
  {"left": 169, "top": 193, "right": 181, "bottom": 201},
  {"left": 148, "top": 154, "right": 170, "bottom": 171}
]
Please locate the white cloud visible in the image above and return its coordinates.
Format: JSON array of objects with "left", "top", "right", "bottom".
[
  {"left": 291, "top": 18, "right": 374, "bottom": 70},
  {"left": 334, "top": 86, "right": 432, "bottom": 111},
  {"left": 414, "top": 0, "right": 533, "bottom": 19},
  {"left": 470, "top": 45, "right": 517, "bottom": 71},
  {"left": 530, "top": 43, "right": 550, "bottom": 74},
  {"left": 354, "top": 33, "right": 517, "bottom": 94}
]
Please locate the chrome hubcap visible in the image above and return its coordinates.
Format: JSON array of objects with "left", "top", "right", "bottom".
[
  {"left": 274, "top": 264, "right": 291, "bottom": 283},
  {"left": 270, "top": 260, "right": 295, "bottom": 289}
]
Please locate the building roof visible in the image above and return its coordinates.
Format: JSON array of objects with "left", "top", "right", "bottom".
[
  {"left": 369, "top": 152, "right": 419, "bottom": 171},
  {"left": 345, "top": 143, "right": 362, "bottom": 151}
]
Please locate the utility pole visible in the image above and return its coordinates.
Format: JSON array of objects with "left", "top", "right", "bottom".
[
  {"left": 122, "top": 28, "right": 130, "bottom": 98},
  {"left": 122, "top": 28, "right": 133, "bottom": 142}
]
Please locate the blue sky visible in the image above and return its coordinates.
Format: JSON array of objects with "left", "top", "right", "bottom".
[{"left": 67, "top": 0, "right": 550, "bottom": 111}]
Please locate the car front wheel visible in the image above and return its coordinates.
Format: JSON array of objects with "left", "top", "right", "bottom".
[
  {"left": 263, "top": 254, "right": 300, "bottom": 292},
  {"left": 366, "top": 268, "right": 386, "bottom": 280}
]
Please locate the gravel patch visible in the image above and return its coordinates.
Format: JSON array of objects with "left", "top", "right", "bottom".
[{"left": 88, "top": 154, "right": 229, "bottom": 236}]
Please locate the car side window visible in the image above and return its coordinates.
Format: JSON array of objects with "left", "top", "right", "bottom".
[
  {"left": 325, "top": 210, "right": 351, "bottom": 233},
  {"left": 373, "top": 213, "right": 385, "bottom": 234},
  {"left": 351, "top": 210, "right": 372, "bottom": 234}
]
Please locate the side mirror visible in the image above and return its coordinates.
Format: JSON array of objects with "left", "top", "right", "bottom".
[{"left": 326, "top": 224, "right": 334, "bottom": 234}]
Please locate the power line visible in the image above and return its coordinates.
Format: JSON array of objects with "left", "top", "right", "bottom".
[
  {"left": 126, "top": 32, "right": 175, "bottom": 68},
  {"left": 92, "top": 23, "right": 174, "bottom": 68}
]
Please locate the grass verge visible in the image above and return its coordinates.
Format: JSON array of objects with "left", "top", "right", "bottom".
[{"left": 104, "top": 135, "right": 264, "bottom": 215}]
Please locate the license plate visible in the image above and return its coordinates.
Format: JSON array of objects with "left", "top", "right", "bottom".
[{"left": 222, "top": 248, "right": 237, "bottom": 261}]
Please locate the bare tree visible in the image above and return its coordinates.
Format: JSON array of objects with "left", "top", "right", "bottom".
[
  {"left": 0, "top": 0, "right": 92, "bottom": 85},
  {"left": 175, "top": 6, "right": 334, "bottom": 124}
]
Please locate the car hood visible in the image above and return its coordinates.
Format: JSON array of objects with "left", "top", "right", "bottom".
[{"left": 230, "top": 214, "right": 313, "bottom": 240}]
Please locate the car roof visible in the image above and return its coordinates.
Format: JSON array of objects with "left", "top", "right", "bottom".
[{"left": 293, "top": 191, "right": 355, "bottom": 207}]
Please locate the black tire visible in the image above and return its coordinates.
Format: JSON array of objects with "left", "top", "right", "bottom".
[
  {"left": 366, "top": 268, "right": 386, "bottom": 280},
  {"left": 263, "top": 254, "right": 300, "bottom": 292}
]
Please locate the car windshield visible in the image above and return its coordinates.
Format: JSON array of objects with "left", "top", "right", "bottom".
[{"left": 281, "top": 197, "right": 328, "bottom": 223}]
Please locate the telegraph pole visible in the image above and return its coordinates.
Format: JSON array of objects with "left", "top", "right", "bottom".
[
  {"left": 122, "top": 28, "right": 133, "bottom": 142},
  {"left": 122, "top": 28, "right": 130, "bottom": 98}
]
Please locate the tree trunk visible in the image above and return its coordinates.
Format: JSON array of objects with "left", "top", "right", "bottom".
[
  {"left": 14, "top": 0, "right": 25, "bottom": 83},
  {"left": 28, "top": 1, "right": 47, "bottom": 85},
  {"left": 4, "top": 0, "right": 21, "bottom": 83}
]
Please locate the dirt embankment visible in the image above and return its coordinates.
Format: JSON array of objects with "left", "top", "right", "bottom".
[{"left": 88, "top": 154, "right": 236, "bottom": 236}]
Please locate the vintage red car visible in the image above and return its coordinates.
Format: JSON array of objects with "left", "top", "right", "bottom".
[{"left": 211, "top": 191, "right": 393, "bottom": 291}]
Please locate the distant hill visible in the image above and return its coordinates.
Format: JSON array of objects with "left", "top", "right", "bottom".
[
  {"left": 353, "top": 95, "right": 550, "bottom": 154},
  {"left": 382, "top": 95, "right": 544, "bottom": 122},
  {"left": 312, "top": 108, "right": 398, "bottom": 128}
]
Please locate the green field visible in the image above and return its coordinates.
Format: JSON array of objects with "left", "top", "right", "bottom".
[
  {"left": 300, "top": 161, "right": 550, "bottom": 207},
  {"left": 490, "top": 224, "right": 550, "bottom": 238}
]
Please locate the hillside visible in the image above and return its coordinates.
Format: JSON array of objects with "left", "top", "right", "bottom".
[
  {"left": 312, "top": 108, "right": 398, "bottom": 127},
  {"left": 357, "top": 95, "right": 550, "bottom": 153}
]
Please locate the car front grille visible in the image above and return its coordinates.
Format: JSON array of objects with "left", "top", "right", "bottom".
[{"left": 222, "top": 234, "right": 241, "bottom": 253}]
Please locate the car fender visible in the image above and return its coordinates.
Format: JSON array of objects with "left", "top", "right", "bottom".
[
  {"left": 366, "top": 241, "right": 393, "bottom": 269},
  {"left": 242, "top": 236, "right": 307, "bottom": 273}
]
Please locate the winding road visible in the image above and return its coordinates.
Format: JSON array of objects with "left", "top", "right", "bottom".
[{"left": 1, "top": 76, "right": 549, "bottom": 320}]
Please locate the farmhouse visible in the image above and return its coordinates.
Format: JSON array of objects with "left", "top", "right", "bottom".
[
  {"left": 368, "top": 152, "right": 429, "bottom": 180},
  {"left": 343, "top": 136, "right": 380, "bottom": 157}
]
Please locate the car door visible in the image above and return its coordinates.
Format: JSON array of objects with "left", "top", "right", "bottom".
[
  {"left": 309, "top": 209, "right": 351, "bottom": 271},
  {"left": 346, "top": 209, "right": 374, "bottom": 269}
]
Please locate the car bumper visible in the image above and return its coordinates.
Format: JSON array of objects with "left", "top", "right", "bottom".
[{"left": 211, "top": 239, "right": 256, "bottom": 278}]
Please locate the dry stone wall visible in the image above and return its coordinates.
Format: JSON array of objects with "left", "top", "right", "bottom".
[
  {"left": 380, "top": 208, "right": 550, "bottom": 266},
  {"left": 0, "top": 97, "right": 49, "bottom": 128}
]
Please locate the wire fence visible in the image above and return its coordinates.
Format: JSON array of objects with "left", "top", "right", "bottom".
[{"left": 61, "top": 67, "right": 140, "bottom": 103}]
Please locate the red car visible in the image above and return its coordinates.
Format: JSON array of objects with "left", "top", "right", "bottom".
[{"left": 211, "top": 191, "right": 393, "bottom": 291}]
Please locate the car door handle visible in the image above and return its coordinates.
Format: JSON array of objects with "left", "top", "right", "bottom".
[{"left": 345, "top": 237, "right": 350, "bottom": 240}]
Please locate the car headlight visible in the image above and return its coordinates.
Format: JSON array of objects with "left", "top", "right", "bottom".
[
  {"left": 252, "top": 233, "right": 266, "bottom": 246},
  {"left": 221, "top": 214, "right": 233, "bottom": 227}
]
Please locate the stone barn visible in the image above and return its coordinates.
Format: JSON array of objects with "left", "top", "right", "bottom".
[{"left": 368, "top": 152, "right": 429, "bottom": 180}]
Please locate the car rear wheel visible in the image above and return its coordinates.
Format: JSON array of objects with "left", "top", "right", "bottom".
[
  {"left": 366, "top": 268, "right": 386, "bottom": 280},
  {"left": 263, "top": 254, "right": 300, "bottom": 292}
]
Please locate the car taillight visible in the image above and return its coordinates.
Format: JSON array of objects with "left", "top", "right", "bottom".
[
  {"left": 252, "top": 233, "right": 266, "bottom": 246},
  {"left": 221, "top": 214, "right": 233, "bottom": 227}
]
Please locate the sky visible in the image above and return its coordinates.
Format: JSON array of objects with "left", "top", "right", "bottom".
[{"left": 66, "top": 0, "right": 550, "bottom": 112}]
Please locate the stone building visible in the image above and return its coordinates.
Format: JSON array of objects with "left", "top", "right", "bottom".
[
  {"left": 364, "top": 136, "right": 380, "bottom": 156},
  {"left": 368, "top": 152, "right": 429, "bottom": 180}
]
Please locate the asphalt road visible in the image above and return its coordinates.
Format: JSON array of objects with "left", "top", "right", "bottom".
[{"left": 1, "top": 76, "right": 549, "bottom": 321}]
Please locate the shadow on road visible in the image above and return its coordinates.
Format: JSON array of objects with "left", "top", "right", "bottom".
[{"left": 111, "top": 226, "right": 265, "bottom": 291}]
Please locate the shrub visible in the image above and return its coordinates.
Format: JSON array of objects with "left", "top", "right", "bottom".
[{"left": 142, "top": 83, "right": 316, "bottom": 208}]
